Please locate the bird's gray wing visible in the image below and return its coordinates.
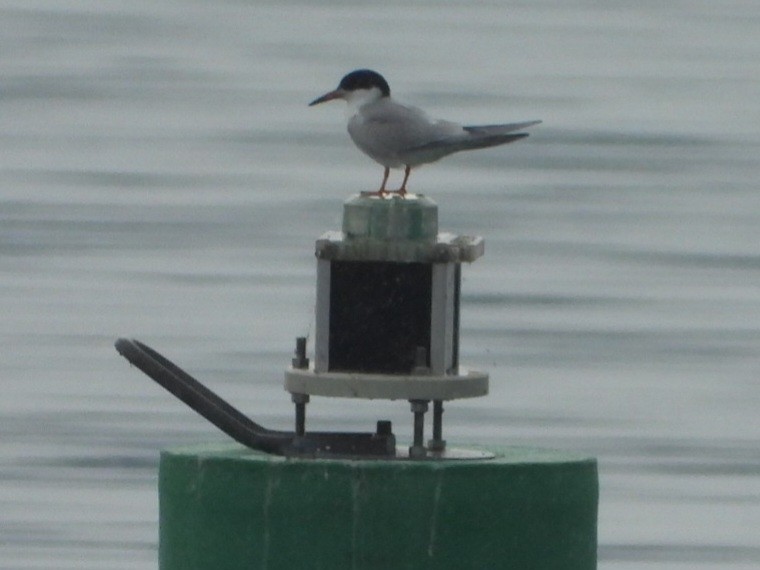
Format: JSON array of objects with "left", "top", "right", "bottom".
[
  {"left": 403, "top": 133, "right": 529, "bottom": 156},
  {"left": 358, "top": 104, "right": 441, "bottom": 150}
]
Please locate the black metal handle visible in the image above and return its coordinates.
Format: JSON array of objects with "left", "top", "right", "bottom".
[
  {"left": 114, "top": 338, "right": 395, "bottom": 458},
  {"left": 115, "top": 338, "right": 291, "bottom": 453}
]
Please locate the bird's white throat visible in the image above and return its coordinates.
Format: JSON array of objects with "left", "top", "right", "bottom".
[{"left": 343, "top": 87, "right": 385, "bottom": 118}]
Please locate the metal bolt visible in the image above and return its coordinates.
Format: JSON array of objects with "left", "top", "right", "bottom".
[
  {"left": 376, "top": 420, "right": 393, "bottom": 436},
  {"left": 409, "top": 399, "right": 429, "bottom": 458},
  {"left": 428, "top": 400, "right": 446, "bottom": 452},
  {"left": 291, "top": 393, "right": 310, "bottom": 436},
  {"left": 292, "top": 336, "right": 310, "bottom": 369}
]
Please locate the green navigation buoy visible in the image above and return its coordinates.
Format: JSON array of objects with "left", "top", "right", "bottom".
[
  {"left": 116, "top": 193, "right": 599, "bottom": 570},
  {"left": 159, "top": 444, "right": 597, "bottom": 570}
]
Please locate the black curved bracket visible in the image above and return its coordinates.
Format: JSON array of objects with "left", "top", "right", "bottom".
[{"left": 114, "top": 338, "right": 395, "bottom": 458}]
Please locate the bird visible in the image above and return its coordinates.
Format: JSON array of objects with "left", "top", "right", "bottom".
[{"left": 309, "top": 69, "right": 541, "bottom": 197}]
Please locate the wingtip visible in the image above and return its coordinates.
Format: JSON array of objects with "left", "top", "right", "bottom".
[{"left": 462, "top": 120, "right": 543, "bottom": 136}]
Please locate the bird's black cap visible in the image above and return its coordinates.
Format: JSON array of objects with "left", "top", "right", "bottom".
[{"left": 338, "top": 69, "right": 390, "bottom": 97}]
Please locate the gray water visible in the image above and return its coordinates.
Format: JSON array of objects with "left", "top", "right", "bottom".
[{"left": 2, "top": 1, "right": 759, "bottom": 568}]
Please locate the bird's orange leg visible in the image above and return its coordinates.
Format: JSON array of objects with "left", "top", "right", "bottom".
[
  {"left": 380, "top": 167, "right": 390, "bottom": 194},
  {"left": 396, "top": 165, "right": 411, "bottom": 197}
]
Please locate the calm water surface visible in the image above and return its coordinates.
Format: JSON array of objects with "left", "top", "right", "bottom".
[{"left": 2, "top": 1, "right": 759, "bottom": 568}]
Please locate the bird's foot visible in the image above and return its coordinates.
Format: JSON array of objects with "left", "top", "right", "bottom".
[
  {"left": 361, "top": 189, "right": 390, "bottom": 198},
  {"left": 359, "top": 188, "right": 410, "bottom": 199}
]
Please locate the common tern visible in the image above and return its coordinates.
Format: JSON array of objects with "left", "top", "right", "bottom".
[{"left": 309, "top": 69, "right": 541, "bottom": 196}]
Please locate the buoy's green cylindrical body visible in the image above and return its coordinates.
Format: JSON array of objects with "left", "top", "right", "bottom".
[{"left": 159, "top": 444, "right": 598, "bottom": 570}]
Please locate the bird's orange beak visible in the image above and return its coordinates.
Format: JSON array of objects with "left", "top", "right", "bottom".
[{"left": 308, "top": 89, "right": 345, "bottom": 106}]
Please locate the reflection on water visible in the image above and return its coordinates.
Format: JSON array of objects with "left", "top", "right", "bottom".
[{"left": 2, "top": 2, "right": 760, "bottom": 568}]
